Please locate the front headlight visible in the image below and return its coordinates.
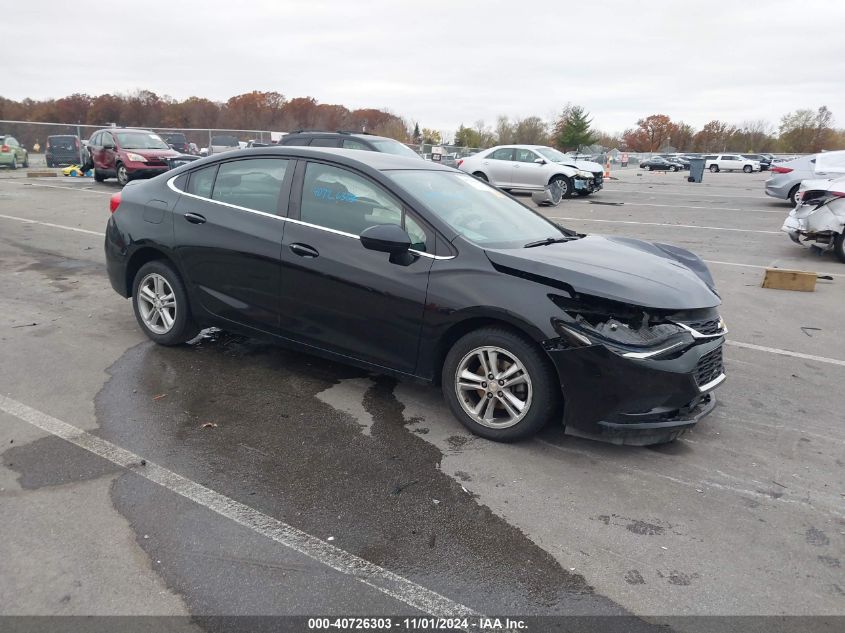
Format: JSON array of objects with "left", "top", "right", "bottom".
[
  {"left": 125, "top": 152, "right": 147, "bottom": 162},
  {"left": 575, "top": 170, "right": 593, "bottom": 179},
  {"left": 570, "top": 316, "right": 685, "bottom": 347}
]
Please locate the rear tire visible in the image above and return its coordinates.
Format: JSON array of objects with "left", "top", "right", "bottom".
[
  {"left": 710, "top": 165, "right": 719, "bottom": 173},
  {"left": 788, "top": 185, "right": 800, "bottom": 206},
  {"left": 833, "top": 233, "right": 845, "bottom": 264},
  {"left": 644, "top": 165, "right": 651, "bottom": 171},
  {"left": 671, "top": 166, "right": 678, "bottom": 172},
  {"left": 131, "top": 260, "right": 199, "bottom": 346},
  {"left": 472, "top": 171, "right": 488, "bottom": 182},
  {"left": 441, "top": 327, "right": 560, "bottom": 442},
  {"left": 94, "top": 168, "right": 106, "bottom": 182},
  {"left": 9, "top": 156, "right": 17, "bottom": 170},
  {"left": 743, "top": 165, "right": 752, "bottom": 173}
]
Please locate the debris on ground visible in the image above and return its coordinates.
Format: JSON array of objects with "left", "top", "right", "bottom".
[
  {"left": 391, "top": 480, "right": 419, "bottom": 495},
  {"left": 800, "top": 327, "right": 822, "bottom": 337},
  {"left": 201, "top": 422, "right": 218, "bottom": 429},
  {"left": 762, "top": 268, "right": 817, "bottom": 292},
  {"left": 11, "top": 323, "right": 38, "bottom": 328},
  {"left": 152, "top": 393, "right": 168, "bottom": 401}
]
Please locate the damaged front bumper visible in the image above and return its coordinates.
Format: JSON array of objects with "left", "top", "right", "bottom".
[
  {"left": 543, "top": 336, "right": 725, "bottom": 445},
  {"left": 573, "top": 176, "right": 599, "bottom": 193}
]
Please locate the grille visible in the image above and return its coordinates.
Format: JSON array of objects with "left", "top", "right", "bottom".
[
  {"left": 695, "top": 346, "right": 724, "bottom": 387},
  {"left": 683, "top": 317, "right": 723, "bottom": 335}
]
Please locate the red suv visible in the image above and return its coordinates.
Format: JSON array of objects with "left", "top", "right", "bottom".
[{"left": 86, "top": 128, "right": 181, "bottom": 185}]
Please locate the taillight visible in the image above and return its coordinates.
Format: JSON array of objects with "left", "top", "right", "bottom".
[
  {"left": 109, "top": 192, "right": 122, "bottom": 213},
  {"left": 456, "top": 159, "right": 464, "bottom": 168},
  {"left": 830, "top": 191, "right": 845, "bottom": 198},
  {"left": 0, "top": 145, "right": 9, "bottom": 153},
  {"left": 771, "top": 166, "right": 793, "bottom": 174}
]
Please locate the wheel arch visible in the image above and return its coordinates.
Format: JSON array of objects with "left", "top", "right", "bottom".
[
  {"left": 430, "top": 312, "right": 548, "bottom": 385},
  {"left": 124, "top": 246, "right": 180, "bottom": 297}
]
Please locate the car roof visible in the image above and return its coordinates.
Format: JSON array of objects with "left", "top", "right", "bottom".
[
  {"left": 285, "top": 131, "right": 394, "bottom": 141},
  {"left": 198, "top": 146, "right": 448, "bottom": 172}
]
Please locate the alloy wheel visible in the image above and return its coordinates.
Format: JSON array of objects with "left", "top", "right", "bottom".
[
  {"left": 137, "top": 273, "right": 177, "bottom": 334},
  {"left": 117, "top": 164, "right": 129, "bottom": 186},
  {"left": 454, "top": 346, "right": 533, "bottom": 429}
]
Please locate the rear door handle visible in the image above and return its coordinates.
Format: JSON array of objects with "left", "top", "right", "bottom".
[
  {"left": 184, "top": 212, "right": 206, "bottom": 224},
  {"left": 289, "top": 243, "right": 319, "bottom": 258}
]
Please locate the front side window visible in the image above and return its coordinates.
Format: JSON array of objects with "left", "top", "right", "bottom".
[
  {"left": 210, "top": 159, "right": 289, "bottom": 213},
  {"left": 388, "top": 170, "right": 566, "bottom": 249},
  {"left": 488, "top": 148, "right": 514, "bottom": 161},
  {"left": 515, "top": 149, "right": 539, "bottom": 163},
  {"left": 300, "top": 162, "right": 427, "bottom": 250},
  {"left": 102, "top": 132, "right": 115, "bottom": 147}
]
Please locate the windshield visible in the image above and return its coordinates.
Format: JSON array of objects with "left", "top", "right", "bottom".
[
  {"left": 387, "top": 170, "right": 567, "bottom": 249},
  {"left": 369, "top": 139, "right": 421, "bottom": 158},
  {"left": 535, "top": 147, "right": 570, "bottom": 162},
  {"left": 116, "top": 132, "right": 170, "bottom": 150}
]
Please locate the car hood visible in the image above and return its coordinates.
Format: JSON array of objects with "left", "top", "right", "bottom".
[
  {"left": 485, "top": 235, "right": 720, "bottom": 310},
  {"left": 558, "top": 159, "right": 603, "bottom": 172},
  {"left": 125, "top": 148, "right": 181, "bottom": 158},
  {"left": 800, "top": 176, "right": 843, "bottom": 192}
]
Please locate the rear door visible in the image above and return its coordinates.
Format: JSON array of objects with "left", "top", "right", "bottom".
[
  {"left": 173, "top": 157, "right": 293, "bottom": 334},
  {"left": 482, "top": 148, "right": 516, "bottom": 187},
  {"left": 278, "top": 160, "right": 434, "bottom": 373}
]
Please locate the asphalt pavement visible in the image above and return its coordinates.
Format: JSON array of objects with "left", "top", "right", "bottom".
[{"left": 1, "top": 167, "right": 843, "bottom": 632}]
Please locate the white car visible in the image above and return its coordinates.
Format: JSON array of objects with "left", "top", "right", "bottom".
[
  {"left": 457, "top": 145, "right": 599, "bottom": 198},
  {"left": 782, "top": 175, "right": 845, "bottom": 261},
  {"left": 704, "top": 154, "right": 760, "bottom": 173}
]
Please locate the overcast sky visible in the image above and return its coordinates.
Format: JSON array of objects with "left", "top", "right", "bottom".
[{"left": 5, "top": 0, "right": 845, "bottom": 136}]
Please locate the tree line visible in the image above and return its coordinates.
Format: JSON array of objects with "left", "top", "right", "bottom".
[{"left": 2, "top": 89, "right": 844, "bottom": 154}]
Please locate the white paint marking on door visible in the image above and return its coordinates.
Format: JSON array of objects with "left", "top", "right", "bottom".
[
  {"left": 550, "top": 216, "right": 782, "bottom": 235},
  {"left": 0, "top": 213, "right": 104, "bottom": 236},
  {"left": 725, "top": 340, "right": 845, "bottom": 367},
  {"left": 0, "top": 394, "right": 478, "bottom": 619}
]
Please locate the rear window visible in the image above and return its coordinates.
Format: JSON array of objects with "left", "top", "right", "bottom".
[
  {"left": 368, "top": 138, "right": 420, "bottom": 158},
  {"left": 211, "top": 135, "right": 239, "bottom": 146}
]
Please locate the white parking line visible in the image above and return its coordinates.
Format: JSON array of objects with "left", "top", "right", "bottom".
[
  {"left": 602, "top": 189, "right": 767, "bottom": 200},
  {"left": 0, "top": 213, "right": 104, "bottom": 236},
  {"left": 0, "top": 180, "right": 112, "bottom": 195},
  {"left": 0, "top": 394, "right": 478, "bottom": 618},
  {"left": 725, "top": 341, "right": 845, "bottom": 367},
  {"left": 572, "top": 201, "right": 785, "bottom": 214},
  {"left": 551, "top": 216, "right": 782, "bottom": 235}
]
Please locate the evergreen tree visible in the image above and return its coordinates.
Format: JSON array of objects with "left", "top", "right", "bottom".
[
  {"left": 553, "top": 105, "right": 597, "bottom": 151},
  {"left": 412, "top": 122, "right": 421, "bottom": 144}
]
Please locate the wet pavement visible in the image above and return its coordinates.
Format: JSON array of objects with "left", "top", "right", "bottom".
[{"left": 1, "top": 173, "right": 844, "bottom": 630}]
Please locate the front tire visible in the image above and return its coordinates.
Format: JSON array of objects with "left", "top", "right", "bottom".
[
  {"left": 671, "top": 166, "right": 678, "bottom": 172},
  {"left": 441, "top": 327, "right": 560, "bottom": 442},
  {"left": 550, "top": 174, "right": 573, "bottom": 198},
  {"left": 132, "top": 260, "right": 199, "bottom": 346},
  {"left": 644, "top": 165, "right": 651, "bottom": 171},
  {"left": 833, "top": 233, "right": 845, "bottom": 264},
  {"left": 743, "top": 165, "right": 752, "bottom": 173},
  {"left": 116, "top": 162, "right": 130, "bottom": 186},
  {"left": 710, "top": 165, "right": 719, "bottom": 173},
  {"left": 22, "top": 153, "right": 29, "bottom": 168}
]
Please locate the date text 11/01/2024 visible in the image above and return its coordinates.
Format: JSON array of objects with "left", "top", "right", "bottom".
[{"left": 307, "top": 617, "right": 527, "bottom": 630}]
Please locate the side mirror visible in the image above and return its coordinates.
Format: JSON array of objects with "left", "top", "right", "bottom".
[
  {"left": 360, "top": 224, "right": 411, "bottom": 254},
  {"left": 103, "top": 143, "right": 115, "bottom": 150},
  {"left": 534, "top": 158, "right": 546, "bottom": 164}
]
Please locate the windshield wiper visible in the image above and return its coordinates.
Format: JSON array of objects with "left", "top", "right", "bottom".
[{"left": 523, "top": 236, "right": 574, "bottom": 248}]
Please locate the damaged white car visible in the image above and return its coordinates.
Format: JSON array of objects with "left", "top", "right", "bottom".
[{"left": 782, "top": 174, "right": 845, "bottom": 262}]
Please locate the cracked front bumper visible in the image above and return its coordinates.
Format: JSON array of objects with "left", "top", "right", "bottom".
[{"left": 545, "top": 338, "right": 724, "bottom": 445}]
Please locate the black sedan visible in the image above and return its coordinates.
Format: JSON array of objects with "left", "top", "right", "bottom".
[
  {"left": 104, "top": 147, "right": 726, "bottom": 444},
  {"left": 640, "top": 157, "right": 681, "bottom": 171}
]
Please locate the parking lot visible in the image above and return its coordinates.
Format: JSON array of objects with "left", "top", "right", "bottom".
[{"left": 1, "top": 168, "right": 843, "bottom": 629}]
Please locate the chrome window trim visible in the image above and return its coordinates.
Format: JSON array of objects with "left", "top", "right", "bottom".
[
  {"left": 621, "top": 341, "right": 686, "bottom": 360},
  {"left": 167, "top": 175, "right": 454, "bottom": 260},
  {"left": 697, "top": 372, "right": 726, "bottom": 393}
]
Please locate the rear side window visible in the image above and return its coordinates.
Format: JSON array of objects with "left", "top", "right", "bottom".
[
  {"left": 489, "top": 148, "right": 514, "bottom": 161},
  {"left": 211, "top": 159, "right": 289, "bottom": 213},
  {"left": 310, "top": 138, "right": 339, "bottom": 147},
  {"left": 283, "top": 137, "right": 310, "bottom": 146},
  {"left": 211, "top": 135, "right": 239, "bottom": 146},
  {"left": 188, "top": 165, "right": 217, "bottom": 198}
]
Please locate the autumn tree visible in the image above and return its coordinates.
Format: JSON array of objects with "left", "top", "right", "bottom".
[
  {"left": 553, "top": 105, "right": 596, "bottom": 151},
  {"left": 692, "top": 120, "right": 737, "bottom": 152},
  {"left": 622, "top": 114, "right": 679, "bottom": 152},
  {"left": 513, "top": 116, "right": 548, "bottom": 144},
  {"left": 421, "top": 128, "right": 442, "bottom": 144},
  {"left": 779, "top": 106, "right": 835, "bottom": 153}
]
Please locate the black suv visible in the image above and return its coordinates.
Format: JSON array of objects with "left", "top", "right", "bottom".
[
  {"left": 741, "top": 154, "right": 772, "bottom": 171},
  {"left": 160, "top": 132, "right": 191, "bottom": 154},
  {"left": 279, "top": 131, "right": 421, "bottom": 159},
  {"left": 45, "top": 135, "right": 85, "bottom": 167}
]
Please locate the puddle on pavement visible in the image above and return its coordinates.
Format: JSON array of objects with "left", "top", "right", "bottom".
[{"left": 91, "top": 331, "right": 624, "bottom": 615}]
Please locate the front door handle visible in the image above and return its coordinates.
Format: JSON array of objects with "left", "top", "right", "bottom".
[
  {"left": 184, "top": 212, "right": 206, "bottom": 224},
  {"left": 289, "top": 243, "right": 319, "bottom": 258}
]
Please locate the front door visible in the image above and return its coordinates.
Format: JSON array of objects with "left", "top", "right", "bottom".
[
  {"left": 279, "top": 160, "right": 433, "bottom": 374},
  {"left": 173, "top": 157, "right": 293, "bottom": 334},
  {"left": 512, "top": 148, "right": 546, "bottom": 188},
  {"left": 101, "top": 131, "right": 117, "bottom": 172}
]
